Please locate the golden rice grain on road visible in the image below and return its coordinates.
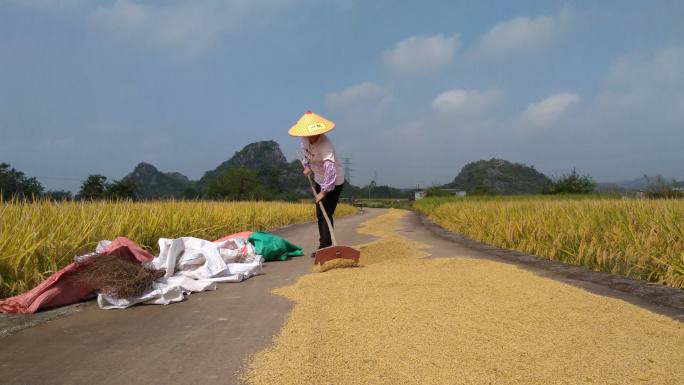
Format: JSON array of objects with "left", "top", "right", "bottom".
[
  {"left": 311, "top": 258, "right": 359, "bottom": 273},
  {"left": 244, "top": 209, "right": 684, "bottom": 385},
  {"left": 356, "top": 208, "right": 431, "bottom": 265},
  {"left": 356, "top": 208, "right": 413, "bottom": 238},
  {"left": 358, "top": 235, "right": 429, "bottom": 265}
]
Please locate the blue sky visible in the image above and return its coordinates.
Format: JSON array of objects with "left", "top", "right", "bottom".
[{"left": 1, "top": 0, "right": 683, "bottom": 191}]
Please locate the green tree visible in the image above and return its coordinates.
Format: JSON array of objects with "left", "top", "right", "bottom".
[
  {"left": 425, "top": 186, "right": 451, "bottom": 197},
  {"left": 645, "top": 175, "right": 681, "bottom": 198},
  {"left": 78, "top": 175, "right": 108, "bottom": 200},
  {"left": 45, "top": 190, "right": 72, "bottom": 201},
  {"left": 77, "top": 175, "right": 138, "bottom": 201},
  {"left": 543, "top": 169, "right": 595, "bottom": 194},
  {"left": 470, "top": 185, "right": 490, "bottom": 196},
  {"left": 106, "top": 179, "right": 137, "bottom": 200},
  {"left": 206, "top": 167, "right": 267, "bottom": 200},
  {"left": 182, "top": 185, "right": 202, "bottom": 200},
  {"left": 0, "top": 163, "right": 44, "bottom": 199}
]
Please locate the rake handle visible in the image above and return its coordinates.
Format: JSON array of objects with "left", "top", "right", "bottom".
[{"left": 306, "top": 173, "right": 338, "bottom": 247}]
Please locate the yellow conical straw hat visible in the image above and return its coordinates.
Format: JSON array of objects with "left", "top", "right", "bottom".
[{"left": 288, "top": 111, "right": 336, "bottom": 137}]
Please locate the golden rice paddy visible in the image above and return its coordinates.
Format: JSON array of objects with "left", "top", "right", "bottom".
[
  {"left": 415, "top": 197, "right": 684, "bottom": 288},
  {"left": 0, "top": 199, "right": 356, "bottom": 298},
  {"left": 243, "top": 209, "right": 684, "bottom": 385}
]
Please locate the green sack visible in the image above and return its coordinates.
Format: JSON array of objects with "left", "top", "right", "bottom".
[{"left": 248, "top": 231, "right": 305, "bottom": 261}]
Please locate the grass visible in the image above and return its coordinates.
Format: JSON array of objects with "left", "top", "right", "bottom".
[
  {"left": 415, "top": 196, "right": 684, "bottom": 288},
  {"left": 0, "top": 199, "right": 356, "bottom": 298}
]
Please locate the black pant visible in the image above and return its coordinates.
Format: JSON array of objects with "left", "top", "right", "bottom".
[{"left": 314, "top": 182, "right": 344, "bottom": 249}]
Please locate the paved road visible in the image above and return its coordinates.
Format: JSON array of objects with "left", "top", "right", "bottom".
[
  {"left": 0, "top": 209, "right": 383, "bottom": 385},
  {"left": 1, "top": 208, "right": 681, "bottom": 385}
]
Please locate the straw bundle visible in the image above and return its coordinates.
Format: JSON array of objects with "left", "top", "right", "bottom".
[{"left": 75, "top": 255, "right": 164, "bottom": 299}]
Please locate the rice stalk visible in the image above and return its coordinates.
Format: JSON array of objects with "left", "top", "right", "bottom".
[{"left": 415, "top": 197, "right": 684, "bottom": 288}]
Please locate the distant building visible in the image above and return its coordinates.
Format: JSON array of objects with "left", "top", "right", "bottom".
[
  {"left": 634, "top": 188, "right": 684, "bottom": 198},
  {"left": 441, "top": 189, "right": 467, "bottom": 197},
  {"left": 414, "top": 188, "right": 466, "bottom": 200}
]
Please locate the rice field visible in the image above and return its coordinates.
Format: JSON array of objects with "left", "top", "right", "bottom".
[
  {"left": 0, "top": 199, "right": 356, "bottom": 298},
  {"left": 415, "top": 196, "right": 684, "bottom": 288}
]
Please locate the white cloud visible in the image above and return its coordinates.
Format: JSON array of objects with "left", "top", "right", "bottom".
[
  {"left": 322, "top": 81, "right": 398, "bottom": 146},
  {"left": 432, "top": 89, "right": 503, "bottom": 115},
  {"left": 654, "top": 46, "right": 684, "bottom": 84},
  {"left": 595, "top": 44, "right": 684, "bottom": 128},
  {"left": 91, "top": 0, "right": 310, "bottom": 59},
  {"left": 478, "top": 8, "right": 569, "bottom": 56},
  {"left": 325, "top": 81, "right": 392, "bottom": 111},
  {"left": 606, "top": 45, "right": 684, "bottom": 88},
  {"left": 383, "top": 33, "right": 459, "bottom": 75},
  {"left": 6, "top": 0, "right": 84, "bottom": 8},
  {"left": 95, "top": 0, "right": 146, "bottom": 28},
  {"left": 598, "top": 45, "right": 684, "bottom": 114},
  {"left": 522, "top": 92, "right": 581, "bottom": 127},
  {"left": 93, "top": 0, "right": 226, "bottom": 58}
]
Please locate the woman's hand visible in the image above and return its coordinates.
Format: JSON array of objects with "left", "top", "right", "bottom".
[
  {"left": 303, "top": 166, "right": 312, "bottom": 176},
  {"left": 315, "top": 191, "right": 326, "bottom": 203}
]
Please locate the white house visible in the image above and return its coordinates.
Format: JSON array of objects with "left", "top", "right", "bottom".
[{"left": 414, "top": 188, "right": 466, "bottom": 200}]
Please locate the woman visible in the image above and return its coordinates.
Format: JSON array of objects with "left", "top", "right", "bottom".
[{"left": 288, "top": 111, "right": 345, "bottom": 256}]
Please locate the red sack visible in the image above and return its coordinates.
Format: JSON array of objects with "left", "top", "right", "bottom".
[
  {"left": 0, "top": 237, "right": 155, "bottom": 314},
  {"left": 214, "top": 231, "right": 253, "bottom": 243}
]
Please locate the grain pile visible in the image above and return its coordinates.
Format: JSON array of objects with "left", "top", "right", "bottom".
[
  {"left": 356, "top": 208, "right": 431, "bottom": 265},
  {"left": 311, "top": 258, "right": 359, "bottom": 273},
  {"left": 244, "top": 209, "right": 684, "bottom": 385},
  {"left": 357, "top": 236, "right": 429, "bottom": 265},
  {"left": 312, "top": 208, "right": 429, "bottom": 272}
]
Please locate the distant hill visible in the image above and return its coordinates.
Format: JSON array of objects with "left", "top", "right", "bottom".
[
  {"left": 595, "top": 175, "right": 684, "bottom": 193},
  {"left": 340, "top": 183, "right": 414, "bottom": 199},
  {"left": 122, "top": 141, "right": 313, "bottom": 200},
  {"left": 198, "top": 140, "right": 309, "bottom": 198},
  {"left": 606, "top": 175, "right": 679, "bottom": 191},
  {"left": 444, "top": 158, "right": 550, "bottom": 195},
  {"left": 122, "top": 162, "right": 197, "bottom": 199},
  {"left": 200, "top": 140, "right": 287, "bottom": 181},
  {"left": 607, "top": 175, "right": 652, "bottom": 190}
]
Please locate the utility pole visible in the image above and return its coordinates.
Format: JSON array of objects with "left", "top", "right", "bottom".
[
  {"left": 342, "top": 157, "right": 354, "bottom": 185},
  {"left": 368, "top": 170, "right": 378, "bottom": 199}
]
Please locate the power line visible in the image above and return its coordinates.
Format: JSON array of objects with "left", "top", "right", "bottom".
[{"left": 342, "top": 157, "right": 354, "bottom": 184}]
